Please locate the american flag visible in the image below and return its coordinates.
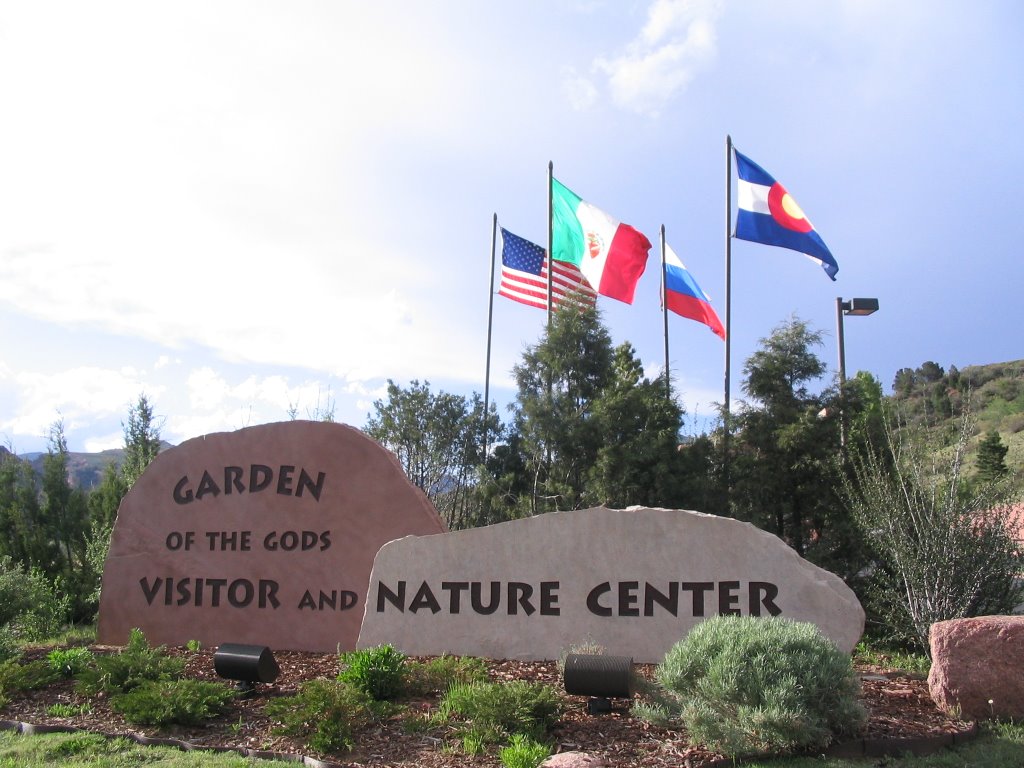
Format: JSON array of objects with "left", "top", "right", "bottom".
[{"left": 498, "top": 227, "right": 596, "bottom": 310}]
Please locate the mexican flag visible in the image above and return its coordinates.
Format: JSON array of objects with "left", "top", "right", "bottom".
[{"left": 551, "top": 177, "right": 652, "bottom": 304}]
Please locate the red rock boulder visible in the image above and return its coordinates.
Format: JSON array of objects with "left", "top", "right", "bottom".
[{"left": 928, "top": 615, "right": 1024, "bottom": 720}]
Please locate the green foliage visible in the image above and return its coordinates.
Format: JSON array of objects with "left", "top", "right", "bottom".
[
  {"left": 121, "top": 393, "right": 163, "bottom": 489},
  {"left": 365, "top": 380, "right": 498, "bottom": 530},
  {"left": 0, "top": 555, "right": 70, "bottom": 647},
  {"left": 266, "top": 678, "right": 391, "bottom": 755},
  {"left": 110, "top": 678, "right": 236, "bottom": 726},
  {"left": 338, "top": 644, "right": 407, "bottom": 700},
  {"left": 403, "top": 653, "right": 488, "bottom": 697},
  {"left": 841, "top": 407, "right": 1022, "bottom": 650},
  {"left": 46, "top": 701, "right": 91, "bottom": 717},
  {"left": 185, "top": 638, "right": 201, "bottom": 652},
  {"left": 461, "top": 727, "right": 489, "bottom": 755},
  {"left": 512, "top": 304, "right": 693, "bottom": 515},
  {"left": 0, "top": 658, "right": 61, "bottom": 695},
  {"left": 499, "top": 733, "right": 551, "bottom": 768},
  {"left": 76, "top": 627, "right": 184, "bottom": 695},
  {"left": 440, "top": 680, "right": 562, "bottom": 743},
  {"left": 729, "top": 318, "right": 870, "bottom": 579},
  {"left": 977, "top": 428, "right": 1010, "bottom": 482},
  {"left": 649, "top": 616, "right": 866, "bottom": 758},
  {"left": 852, "top": 641, "right": 931, "bottom": 676},
  {"left": 46, "top": 645, "right": 94, "bottom": 677}
]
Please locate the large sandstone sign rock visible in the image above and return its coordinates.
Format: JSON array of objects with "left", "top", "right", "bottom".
[
  {"left": 357, "top": 507, "right": 863, "bottom": 662},
  {"left": 98, "top": 421, "right": 445, "bottom": 652},
  {"left": 929, "top": 615, "right": 1024, "bottom": 720}
]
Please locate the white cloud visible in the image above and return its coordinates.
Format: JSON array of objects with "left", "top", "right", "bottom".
[
  {"left": 0, "top": 367, "right": 153, "bottom": 441},
  {"left": 584, "top": 0, "right": 722, "bottom": 116}
]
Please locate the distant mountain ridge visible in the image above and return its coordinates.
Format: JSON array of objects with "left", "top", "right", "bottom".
[{"left": 11, "top": 442, "right": 175, "bottom": 490}]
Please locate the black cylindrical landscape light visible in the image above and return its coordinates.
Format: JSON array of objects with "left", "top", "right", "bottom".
[
  {"left": 213, "top": 643, "right": 280, "bottom": 692},
  {"left": 563, "top": 653, "right": 635, "bottom": 714}
]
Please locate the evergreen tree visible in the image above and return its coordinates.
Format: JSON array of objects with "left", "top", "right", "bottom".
[
  {"left": 976, "top": 428, "right": 1009, "bottom": 483},
  {"left": 121, "top": 394, "right": 163, "bottom": 489},
  {"left": 586, "top": 342, "right": 687, "bottom": 508},
  {"left": 0, "top": 453, "right": 44, "bottom": 569},
  {"left": 512, "top": 304, "right": 615, "bottom": 513},
  {"left": 728, "top": 318, "right": 860, "bottom": 576}
]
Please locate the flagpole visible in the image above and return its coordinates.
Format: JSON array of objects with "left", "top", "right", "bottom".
[
  {"left": 724, "top": 135, "right": 733, "bottom": 493},
  {"left": 547, "top": 161, "right": 554, "bottom": 326},
  {"left": 483, "top": 213, "right": 497, "bottom": 458},
  {"left": 660, "top": 224, "right": 670, "bottom": 400}
]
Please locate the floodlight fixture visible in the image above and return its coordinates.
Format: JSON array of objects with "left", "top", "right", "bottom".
[
  {"left": 563, "top": 653, "right": 635, "bottom": 715},
  {"left": 213, "top": 643, "right": 280, "bottom": 693}
]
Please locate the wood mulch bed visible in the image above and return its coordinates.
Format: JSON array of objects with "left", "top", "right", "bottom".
[{"left": 0, "top": 646, "right": 975, "bottom": 767}]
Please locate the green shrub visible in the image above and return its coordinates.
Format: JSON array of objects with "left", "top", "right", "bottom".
[
  {"left": 403, "top": 654, "right": 488, "bottom": 697},
  {"left": 0, "top": 658, "right": 61, "bottom": 701},
  {"left": 338, "top": 644, "right": 407, "bottom": 700},
  {"left": 0, "top": 557, "right": 70, "bottom": 644},
  {"left": 110, "top": 679, "right": 236, "bottom": 726},
  {"left": 266, "top": 678, "right": 394, "bottom": 755},
  {"left": 651, "top": 616, "right": 866, "bottom": 758},
  {"left": 76, "top": 627, "right": 184, "bottom": 695},
  {"left": 47, "top": 646, "right": 94, "bottom": 677},
  {"left": 499, "top": 733, "right": 551, "bottom": 768},
  {"left": 441, "top": 680, "right": 562, "bottom": 743}
]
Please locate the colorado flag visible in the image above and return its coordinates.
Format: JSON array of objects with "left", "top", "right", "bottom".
[
  {"left": 734, "top": 150, "right": 839, "bottom": 281},
  {"left": 664, "top": 245, "right": 725, "bottom": 340}
]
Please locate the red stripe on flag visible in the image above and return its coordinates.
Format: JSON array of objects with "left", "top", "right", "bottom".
[{"left": 500, "top": 258, "right": 596, "bottom": 310}]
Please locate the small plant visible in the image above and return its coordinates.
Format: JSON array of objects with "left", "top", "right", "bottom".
[
  {"left": 0, "top": 658, "right": 61, "bottom": 701},
  {"left": 109, "top": 679, "right": 236, "bottom": 726},
  {"left": 441, "top": 679, "right": 562, "bottom": 743},
  {"left": 499, "top": 733, "right": 551, "bottom": 768},
  {"left": 76, "top": 627, "right": 184, "bottom": 695},
  {"left": 266, "top": 678, "right": 394, "bottom": 754},
  {"left": 185, "top": 639, "right": 202, "bottom": 652},
  {"left": 403, "top": 653, "right": 488, "bottom": 697},
  {"left": 46, "top": 701, "right": 91, "bottom": 717},
  {"left": 648, "top": 616, "right": 866, "bottom": 758},
  {"left": 853, "top": 641, "right": 931, "bottom": 676},
  {"left": 461, "top": 727, "right": 488, "bottom": 756},
  {"left": 338, "top": 644, "right": 407, "bottom": 700},
  {"left": 47, "top": 646, "right": 94, "bottom": 677}
]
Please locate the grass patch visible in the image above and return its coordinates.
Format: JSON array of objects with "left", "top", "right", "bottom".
[
  {"left": 0, "top": 729, "right": 298, "bottom": 766},
  {"left": 853, "top": 642, "right": 931, "bottom": 676}
]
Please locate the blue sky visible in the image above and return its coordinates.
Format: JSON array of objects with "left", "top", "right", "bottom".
[{"left": 1, "top": 0, "right": 1022, "bottom": 454}]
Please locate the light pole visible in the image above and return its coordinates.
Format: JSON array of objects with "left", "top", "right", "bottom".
[{"left": 836, "top": 297, "right": 879, "bottom": 445}]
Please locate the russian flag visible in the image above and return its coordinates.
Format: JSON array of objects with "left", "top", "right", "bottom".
[
  {"left": 734, "top": 150, "right": 839, "bottom": 281},
  {"left": 664, "top": 244, "right": 725, "bottom": 340}
]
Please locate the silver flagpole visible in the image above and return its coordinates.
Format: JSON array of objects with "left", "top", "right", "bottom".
[
  {"left": 547, "top": 161, "right": 554, "bottom": 326},
  {"left": 724, "top": 135, "right": 734, "bottom": 492},
  {"left": 483, "top": 213, "right": 497, "bottom": 457},
  {"left": 661, "top": 224, "right": 670, "bottom": 400}
]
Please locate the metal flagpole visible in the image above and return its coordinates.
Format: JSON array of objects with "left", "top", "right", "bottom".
[
  {"left": 660, "top": 225, "right": 671, "bottom": 400},
  {"left": 724, "top": 135, "right": 734, "bottom": 491},
  {"left": 483, "top": 213, "right": 498, "bottom": 457},
  {"left": 547, "top": 161, "right": 554, "bottom": 326}
]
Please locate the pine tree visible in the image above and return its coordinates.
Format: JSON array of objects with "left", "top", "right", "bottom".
[{"left": 976, "top": 428, "right": 1009, "bottom": 483}]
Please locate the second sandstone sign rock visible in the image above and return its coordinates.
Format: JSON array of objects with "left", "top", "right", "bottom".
[{"left": 357, "top": 506, "right": 864, "bottom": 662}]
